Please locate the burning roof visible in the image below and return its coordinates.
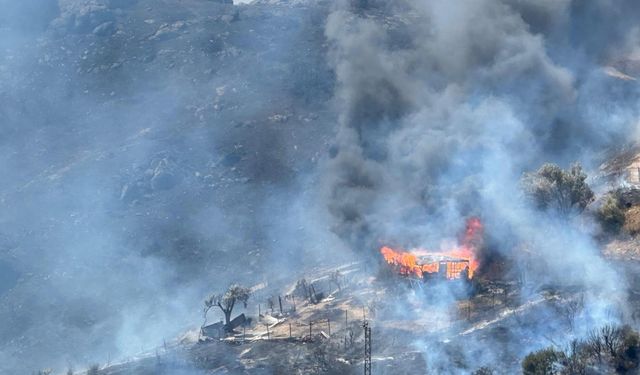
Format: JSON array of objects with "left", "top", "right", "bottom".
[{"left": 380, "top": 218, "right": 483, "bottom": 280}]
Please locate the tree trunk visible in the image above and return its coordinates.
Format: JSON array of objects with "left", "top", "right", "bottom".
[{"left": 224, "top": 310, "right": 232, "bottom": 326}]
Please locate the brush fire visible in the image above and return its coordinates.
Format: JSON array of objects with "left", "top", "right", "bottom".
[{"left": 380, "top": 218, "right": 483, "bottom": 281}]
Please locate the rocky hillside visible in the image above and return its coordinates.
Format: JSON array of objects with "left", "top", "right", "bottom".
[
  {"left": 0, "top": 0, "right": 344, "bottom": 373},
  {"left": 5, "top": 0, "right": 640, "bottom": 374}
]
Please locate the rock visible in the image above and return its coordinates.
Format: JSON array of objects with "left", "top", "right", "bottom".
[
  {"left": 106, "top": 0, "right": 139, "bottom": 9},
  {"left": 150, "top": 170, "right": 179, "bottom": 190},
  {"left": 119, "top": 181, "right": 147, "bottom": 203},
  {"left": 148, "top": 21, "right": 186, "bottom": 41},
  {"left": 54, "top": 1, "right": 115, "bottom": 34},
  {"left": 618, "top": 187, "right": 640, "bottom": 208},
  {"left": 92, "top": 21, "right": 115, "bottom": 36},
  {"left": 147, "top": 156, "right": 183, "bottom": 191}
]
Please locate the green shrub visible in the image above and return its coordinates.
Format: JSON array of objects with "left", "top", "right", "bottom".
[
  {"left": 614, "top": 325, "right": 640, "bottom": 372},
  {"left": 523, "top": 325, "right": 640, "bottom": 374},
  {"left": 522, "top": 348, "right": 562, "bottom": 375},
  {"left": 472, "top": 366, "right": 494, "bottom": 375},
  {"left": 522, "top": 163, "right": 594, "bottom": 217},
  {"left": 598, "top": 193, "right": 625, "bottom": 234}
]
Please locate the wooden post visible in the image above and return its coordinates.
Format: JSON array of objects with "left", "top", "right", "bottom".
[
  {"left": 243, "top": 326, "right": 246, "bottom": 342},
  {"left": 278, "top": 295, "right": 283, "bottom": 314},
  {"left": 292, "top": 294, "right": 296, "bottom": 312},
  {"left": 328, "top": 318, "right": 331, "bottom": 335},
  {"left": 309, "top": 322, "right": 312, "bottom": 338},
  {"left": 289, "top": 322, "right": 292, "bottom": 338}
]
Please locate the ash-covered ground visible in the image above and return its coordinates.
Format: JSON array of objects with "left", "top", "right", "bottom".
[{"left": 3, "top": 0, "right": 640, "bottom": 374}]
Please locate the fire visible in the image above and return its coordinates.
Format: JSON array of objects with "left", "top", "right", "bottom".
[{"left": 380, "top": 218, "right": 483, "bottom": 280}]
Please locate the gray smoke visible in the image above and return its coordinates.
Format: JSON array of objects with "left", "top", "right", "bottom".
[
  {"left": 323, "top": 0, "right": 640, "bottom": 371},
  {"left": 0, "top": 0, "right": 345, "bottom": 373},
  {"left": 2, "top": 0, "right": 640, "bottom": 373}
]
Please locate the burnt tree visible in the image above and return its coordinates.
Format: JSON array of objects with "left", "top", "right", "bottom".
[{"left": 204, "top": 284, "right": 251, "bottom": 326}]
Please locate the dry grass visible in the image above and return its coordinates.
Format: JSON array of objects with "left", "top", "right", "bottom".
[{"left": 624, "top": 206, "right": 640, "bottom": 235}]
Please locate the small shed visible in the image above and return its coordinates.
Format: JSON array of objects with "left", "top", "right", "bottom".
[{"left": 202, "top": 321, "right": 225, "bottom": 338}]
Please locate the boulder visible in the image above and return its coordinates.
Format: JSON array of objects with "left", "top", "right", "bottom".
[
  {"left": 54, "top": 1, "right": 115, "bottom": 34},
  {"left": 92, "top": 21, "right": 115, "bottom": 36}
]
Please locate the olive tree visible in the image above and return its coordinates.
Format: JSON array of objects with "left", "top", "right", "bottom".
[
  {"left": 203, "top": 284, "right": 251, "bottom": 327},
  {"left": 522, "top": 163, "right": 594, "bottom": 217}
]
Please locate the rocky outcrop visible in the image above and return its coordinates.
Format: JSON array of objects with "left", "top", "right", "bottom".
[{"left": 53, "top": 0, "right": 116, "bottom": 34}]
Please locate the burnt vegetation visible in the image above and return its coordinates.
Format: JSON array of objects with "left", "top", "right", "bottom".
[{"left": 522, "top": 324, "right": 640, "bottom": 374}]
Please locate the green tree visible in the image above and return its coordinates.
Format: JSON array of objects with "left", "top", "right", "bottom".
[
  {"left": 522, "top": 163, "right": 594, "bottom": 217},
  {"left": 472, "top": 366, "right": 494, "bottom": 375},
  {"left": 522, "top": 348, "right": 562, "bottom": 375}
]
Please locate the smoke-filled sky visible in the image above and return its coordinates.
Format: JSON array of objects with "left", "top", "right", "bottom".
[{"left": 2, "top": 0, "right": 640, "bottom": 373}]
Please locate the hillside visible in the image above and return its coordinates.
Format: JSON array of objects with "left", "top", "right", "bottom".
[
  {"left": 0, "top": 0, "right": 342, "bottom": 372},
  {"left": 5, "top": 1, "right": 640, "bottom": 374}
]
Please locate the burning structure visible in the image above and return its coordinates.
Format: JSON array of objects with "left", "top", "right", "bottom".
[{"left": 380, "top": 218, "right": 482, "bottom": 281}]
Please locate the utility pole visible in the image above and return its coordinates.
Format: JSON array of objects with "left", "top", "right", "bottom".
[{"left": 363, "top": 321, "right": 371, "bottom": 375}]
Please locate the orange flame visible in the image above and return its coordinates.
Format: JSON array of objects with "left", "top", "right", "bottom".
[{"left": 380, "top": 218, "right": 483, "bottom": 280}]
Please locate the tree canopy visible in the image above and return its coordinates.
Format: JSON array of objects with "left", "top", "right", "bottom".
[
  {"left": 204, "top": 284, "right": 251, "bottom": 327},
  {"left": 522, "top": 163, "right": 594, "bottom": 217}
]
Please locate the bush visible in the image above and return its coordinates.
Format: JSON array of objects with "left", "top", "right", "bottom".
[
  {"left": 522, "top": 163, "right": 594, "bottom": 217},
  {"left": 624, "top": 206, "right": 640, "bottom": 236},
  {"left": 472, "top": 366, "right": 494, "bottom": 375},
  {"left": 523, "top": 324, "right": 640, "bottom": 374},
  {"left": 522, "top": 348, "right": 562, "bottom": 375},
  {"left": 598, "top": 193, "right": 625, "bottom": 234},
  {"left": 614, "top": 325, "right": 640, "bottom": 372}
]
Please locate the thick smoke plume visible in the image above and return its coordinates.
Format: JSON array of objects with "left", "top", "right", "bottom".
[
  {"left": 324, "top": 0, "right": 640, "bottom": 370},
  {"left": 0, "top": 0, "right": 343, "bottom": 373}
]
